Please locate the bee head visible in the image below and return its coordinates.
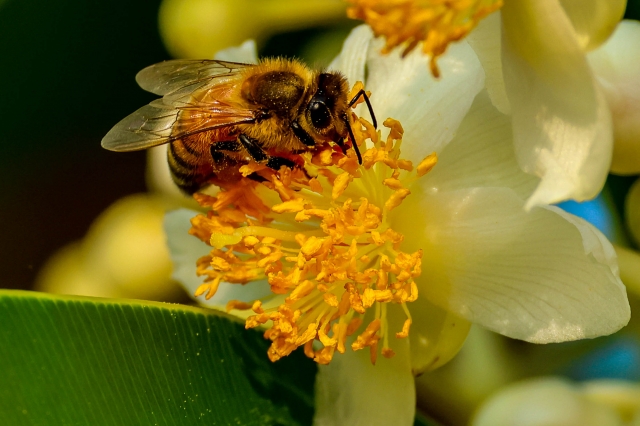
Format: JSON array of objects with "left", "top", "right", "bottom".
[{"left": 301, "top": 72, "right": 350, "bottom": 143}]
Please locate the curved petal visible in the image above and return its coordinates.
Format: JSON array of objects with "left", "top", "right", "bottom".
[
  {"left": 466, "top": 12, "right": 510, "bottom": 114},
  {"left": 424, "top": 91, "right": 538, "bottom": 200},
  {"left": 213, "top": 39, "right": 258, "bottom": 63},
  {"left": 472, "top": 378, "right": 622, "bottom": 426},
  {"left": 501, "top": 0, "right": 613, "bottom": 208},
  {"left": 364, "top": 36, "right": 484, "bottom": 159},
  {"left": 313, "top": 314, "right": 415, "bottom": 426},
  {"left": 559, "top": 0, "right": 626, "bottom": 51},
  {"left": 588, "top": 20, "right": 640, "bottom": 175},
  {"left": 557, "top": 195, "right": 623, "bottom": 244},
  {"left": 392, "top": 187, "right": 630, "bottom": 343},
  {"left": 164, "top": 209, "right": 271, "bottom": 309},
  {"left": 328, "top": 25, "right": 372, "bottom": 88}
]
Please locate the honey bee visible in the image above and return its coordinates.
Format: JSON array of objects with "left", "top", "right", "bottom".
[{"left": 102, "top": 58, "right": 376, "bottom": 194}]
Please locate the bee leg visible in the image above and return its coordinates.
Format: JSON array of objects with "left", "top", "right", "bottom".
[
  {"left": 210, "top": 140, "right": 242, "bottom": 152},
  {"left": 209, "top": 150, "right": 237, "bottom": 171},
  {"left": 209, "top": 142, "right": 242, "bottom": 178},
  {"left": 266, "top": 156, "right": 296, "bottom": 170},
  {"left": 238, "top": 134, "right": 268, "bottom": 162},
  {"left": 247, "top": 174, "right": 268, "bottom": 183},
  {"left": 291, "top": 121, "right": 316, "bottom": 147},
  {"left": 238, "top": 133, "right": 296, "bottom": 170}
]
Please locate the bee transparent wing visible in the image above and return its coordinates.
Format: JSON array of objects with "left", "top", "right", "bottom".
[
  {"left": 102, "top": 99, "right": 256, "bottom": 152},
  {"left": 172, "top": 102, "right": 255, "bottom": 136},
  {"left": 101, "top": 101, "right": 179, "bottom": 151},
  {"left": 135, "top": 59, "right": 250, "bottom": 98},
  {"left": 102, "top": 60, "right": 256, "bottom": 152}
]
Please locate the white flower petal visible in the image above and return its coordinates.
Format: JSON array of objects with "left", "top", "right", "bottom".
[
  {"left": 146, "top": 145, "right": 187, "bottom": 200},
  {"left": 424, "top": 91, "right": 538, "bottom": 199},
  {"left": 549, "top": 206, "right": 621, "bottom": 275},
  {"left": 558, "top": 0, "right": 626, "bottom": 51},
  {"left": 588, "top": 20, "right": 640, "bottom": 175},
  {"left": 328, "top": 25, "right": 372, "bottom": 87},
  {"left": 164, "top": 209, "right": 271, "bottom": 309},
  {"left": 501, "top": 0, "right": 613, "bottom": 208},
  {"left": 466, "top": 12, "right": 510, "bottom": 114},
  {"left": 364, "top": 37, "right": 484, "bottom": 159},
  {"left": 393, "top": 187, "right": 630, "bottom": 343},
  {"left": 213, "top": 39, "right": 258, "bottom": 63},
  {"left": 164, "top": 209, "right": 208, "bottom": 293},
  {"left": 313, "top": 317, "right": 415, "bottom": 426},
  {"left": 472, "top": 378, "right": 622, "bottom": 426}
]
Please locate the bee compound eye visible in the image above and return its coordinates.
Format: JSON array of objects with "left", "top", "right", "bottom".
[{"left": 309, "top": 101, "right": 332, "bottom": 130}]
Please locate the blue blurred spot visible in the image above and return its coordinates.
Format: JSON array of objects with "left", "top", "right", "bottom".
[
  {"left": 561, "top": 337, "right": 640, "bottom": 381},
  {"left": 557, "top": 194, "right": 616, "bottom": 241}
]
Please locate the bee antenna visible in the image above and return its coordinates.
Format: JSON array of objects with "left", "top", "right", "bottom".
[
  {"left": 344, "top": 116, "right": 363, "bottom": 165},
  {"left": 348, "top": 89, "right": 377, "bottom": 129}
]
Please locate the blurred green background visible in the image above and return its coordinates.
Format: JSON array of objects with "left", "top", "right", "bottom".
[{"left": 0, "top": 0, "right": 638, "bottom": 290}]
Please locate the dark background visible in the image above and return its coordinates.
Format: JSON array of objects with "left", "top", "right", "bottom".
[{"left": 0, "top": 0, "right": 638, "bottom": 289}]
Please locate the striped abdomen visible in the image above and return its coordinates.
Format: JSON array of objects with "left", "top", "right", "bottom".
[
  {"left": 166, "top": 128, "right": 242, "bottom": 194},
  {"left": 166, "top": 138, "right": 213, "bottom": 194}
]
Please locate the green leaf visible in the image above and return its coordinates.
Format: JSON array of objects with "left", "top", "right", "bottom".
[{"left": 0, "top": 290, "right": 316, "bottom": 426}]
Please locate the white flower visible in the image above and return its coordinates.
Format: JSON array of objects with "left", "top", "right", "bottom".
[
  {"left": 467, "top": 0, "right": 631, "bottom": 208},
  {"left": 165, "top": 26, "right": 630, "bottom": 426},
  {"left": 587, "top": 20, "right": 640, "bottom": 176}
]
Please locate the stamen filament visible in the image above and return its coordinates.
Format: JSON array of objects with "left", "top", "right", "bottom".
[{"left": 232, "top": 226, "right": 324, "bottom": 241}]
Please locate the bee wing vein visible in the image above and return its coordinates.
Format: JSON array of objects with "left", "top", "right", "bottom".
[
  {"left": 103, "top": 60, "right": 256, "bottom": 152},
  {"left": 102, "top": 103, "right": 255, "bottom": 152},
  {"left": 136, "top": 59, "right": 250, "bottom": 96}
]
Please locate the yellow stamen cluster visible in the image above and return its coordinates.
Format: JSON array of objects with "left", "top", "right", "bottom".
[
  {"left": 189, "top": 104, "right": 438, "bottom": 365},
  {"left": 347, "top": 0, "right": 503, "bottom": 77}
]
